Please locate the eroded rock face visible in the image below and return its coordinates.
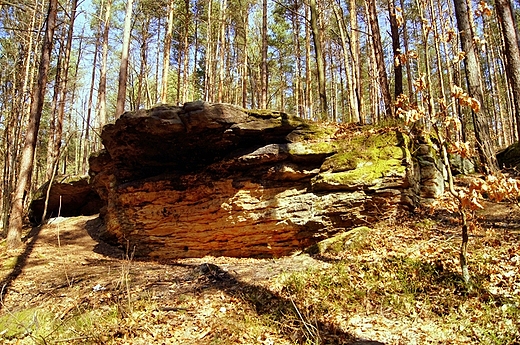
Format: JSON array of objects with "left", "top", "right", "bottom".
[
  {"left": 89, "top": 102, "right": 434, "bottom": 259},
  {"left": 29, "top": 175, "right": 104, "bottom": 224}
]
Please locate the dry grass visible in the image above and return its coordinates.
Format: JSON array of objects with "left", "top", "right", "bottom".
[{"left": 0, "top": 203, "right": 519, "bottom": 344}]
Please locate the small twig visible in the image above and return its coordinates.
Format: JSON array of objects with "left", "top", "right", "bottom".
[
  {"left": 51, "top": 336, "right": 90, "bottom": 343},
  {"left": 289, "top": 296, "right": 320, "bottom": 341}
]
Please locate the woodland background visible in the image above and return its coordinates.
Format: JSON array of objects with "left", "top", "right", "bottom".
[{"left": 1, "top": 0, "right": 520, "bottom": 241}]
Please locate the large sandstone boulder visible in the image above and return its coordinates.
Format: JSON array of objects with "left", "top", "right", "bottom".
[{"left": 89, "top": 102, "right": 440, "bottom": 259}]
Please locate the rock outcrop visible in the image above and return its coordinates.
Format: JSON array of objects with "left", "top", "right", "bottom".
[
  {"left": 89, "top": 102, "right": 441, "bottom": 259},
  {"left": 497, "top": 141, "right": 520, "bottom": 170},
  {"left": 29, "top": 175, "right": 104, "bottom": 224}
]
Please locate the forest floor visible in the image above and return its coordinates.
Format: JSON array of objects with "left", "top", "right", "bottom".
[{"left": 0, "top": 199, "right": 519, "bottom": 344}]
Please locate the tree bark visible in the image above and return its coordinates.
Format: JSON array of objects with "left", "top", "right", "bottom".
[
  {"left": 217, "top": 0, "right": 227, "bottom": 103},
  {"left": 350, "top": 0, "right": 362, "bottom": 122},
  {"left": 305, "top": 3, "right": 312, "bottom": 119},
  {"left": 204, "top": 0, "right": 214, "bottom": 102},
  {"left": 182, "top": 0, "right": 191, "bottom": 103},
  {"left": 97, "top": 0, "right": 111, "bottom": 127},
  {"left": 366, "top": 0, "right": 393, "bottom": 118},
  {"left": 115, "top": 0, "right": 134, "bottom": 116},
  {"left": 453, "top": 0, "right": 498, "bottom": 172},
  {"left": 388, "top": 0, "right": 403, "bottom": 98},
  {"left": 399, "top": 0, "right": 414, "bottom": 97},
  {"left": 495, "top": 0, "right": 520, "bottom": 142},
  {"left": 309, "top": 0, "right": 328, "bottom": 118},
  {"left": 7, "top": 0, "right": 58, "bottom": 249},
  {"left": 260, "top": 0, "right": 268, "bottom": 108},
  {"left": 241, "top": 2, "right": 249, "bottom": 109},
  {"left": 46, "top": 0, "right": 77, "bottom": 183}
]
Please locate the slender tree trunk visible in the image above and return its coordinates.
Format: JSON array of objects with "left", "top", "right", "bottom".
[
  {"left": 291, "top": 0, "right": 303, "bottom": 117},
  {"left": 309, "top": 0, "right": 328, "bottom": 118},
  {"left": 82, "top": 37, "right": 100, "bottom": 174},
  {"left": 45, "top": 36, "right": 63, "bottom": 181},
  {"left": 205, "top": 0, "right": 213, "bottom": 102},
  {"left": 495, "top": 0, "right": 520, "bottom": 141},
  {"left": 350, "top": 0, "right": 362, "bottom": 122},
  {"left": 260, "top": 0, "right": 268, "bottom": 108},
  {"left": 305, "top": 3, "right": 312, "bottom": 119},
  {"left": 416, "top": 0, "right": 435, "bottom": 117},
  {"left": 46, "top": 0, "right": 77, "bottom": 183},
  {"left": 97, "top": 0, "right": 111, "bottom": 127},
  {"left": 241, "top": 3, "right": 249, "bottom": 109},
  {"left": 137, "top": 19, "right": 150, "bottom": 109},
  {"left": 388, "top": 0, "right": 403, "bottom": 98},
  {"left": 115, "top": 0, "right": 134, "bottom": 116},
  {"left": 7, "top": 0, "right": 58, "bottom": 249},
  {"left": 4, "top": 0, "right": 41, "bottom": 233},
  {"left": 366, "top": 0, "right": 393, "bottom": 118},
  {"left": 182, "top": 0, "right": 191, "bottom": 103},
  {"left": 399, "top": 0, "right": 414, "bottom": 97},
  {"left": 332, "top": 1, "right": 357, "bottom": 122},
  {"left": 487, "top": 18, "right": 511, "bottom": 146},
  {"left": 453, "top": 0, "right": 498, "bottom": 172},
  {"left": 217, "top": 0, "right": 227, "bottom": 103}
]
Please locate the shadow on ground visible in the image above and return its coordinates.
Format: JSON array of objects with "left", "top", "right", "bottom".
[
  {"left": 0, "top": 225, "right": 43, "bottom": 308},
  {"left": 173, "top": 262, "right": 384, "bottom": 345},
  {"left": 85, "top": 217, "right": 384, "bottom": 344}
]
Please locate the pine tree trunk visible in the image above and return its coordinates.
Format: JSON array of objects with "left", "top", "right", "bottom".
[
  {"left": 97, "top": 0, "right": 111, "bottom": 129},
  {"left": 260, "top": 0, "right": 268, "bottom": 108},
  {"left": 495, "top": 0, "right": 520, "bottom": 141},
  {"left": 205, "top": 0, "right": 213, "bottom": 102},
  {"left": 217, "top": 0, "right": 227, "bottom": 103},
  {"left": 291, "top": 0, "right": 303, "bottom": 117},
  {"left": 7, "top": 0, "right": 58, "bottom": 249},
  {"left": 161, "top": 0, "right": 174, "bottom": 104},
  {"left": 137, "top": 18, "right": 150, "bottom": 109},
  {"left": 332, "top": 2, "right": 357, "bottom": 123},
  {"left": 453, "top": 0, "right": 498, "bottom": 172},
  {"left": 309, "top": 0, "right": 328, "bottom": 118},
  {"left": 305, "top": 3, "right": 312, "bottom": 119},
  {"left": 388, "top": 0, "right": 403, "bottom": 98},
  {"left": 46, "top": 0, "right": 77, "bottom": 184},
  {"left": 399, "top": 0, "right": 414, "bottom": 97},
  {"left": 115, "top": 0, "right": 134, "bottom": 116},
  {"left": 182, "top": 0, "right": 191, "bottom": 103},
  {"left": 366, "top": 0, "right": 393, "bottom": 118},
  {"left": 241, "top": 4, "right": 249, "bottom": 109}
]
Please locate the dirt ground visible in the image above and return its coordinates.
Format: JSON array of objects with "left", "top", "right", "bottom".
[
  {"left": 0, "top": 215, "right": 351, "bottom": 344},
  {"left": 0, "top": 200, "right": 519, "bottom": 344}
]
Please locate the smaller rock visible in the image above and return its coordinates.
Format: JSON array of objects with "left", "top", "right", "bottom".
[
  {"left": 307, "top": 226, "right": 371, "bottom": 255},
  {"left": 449, "top": 154, "right": 475, "bottom": 175},
  {"left": 497, "top": 141, "right": 520, "bottom": 170},
  {"left": 29, "top": 175, "right": 103, "bottom": 224}
]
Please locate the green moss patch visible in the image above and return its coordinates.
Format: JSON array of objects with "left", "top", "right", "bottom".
[
  {"left": 307, "top": 226, "right": 371, "bottom": 255},
  {"left": 311, "top": 130, "right": 408, "bottom": 190},
  {"left": 322, "top": 131, "right": 405, "bottom": 172}
]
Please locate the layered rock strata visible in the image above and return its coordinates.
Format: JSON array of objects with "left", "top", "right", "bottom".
[{"left": 89, "top": 101, "right": 439, "bottom": 259}]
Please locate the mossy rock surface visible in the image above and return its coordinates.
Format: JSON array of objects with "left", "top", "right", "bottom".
[
  {"left": 321, "top": 131, "right": 404, "bottom": 172},
  {"left": 286, "top": 122, "right": 338, "bottom": 142},
  {"left": 312, "top": 130, "right": 408, "bottom": 191},
  {"left": 307, "top": 226, "right": 371, "bottom": 254}
]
